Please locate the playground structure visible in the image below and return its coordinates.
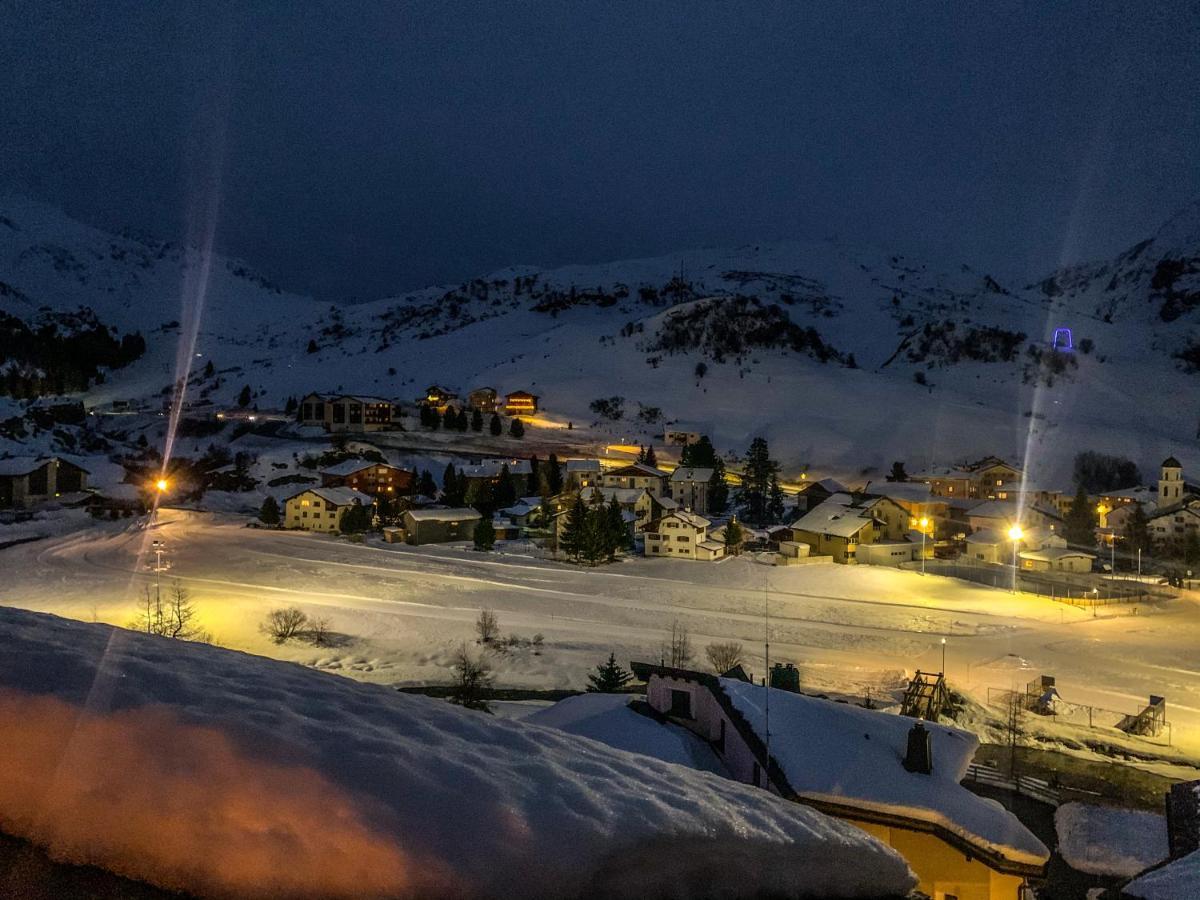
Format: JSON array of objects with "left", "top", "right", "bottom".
[
  {"left": 988, "top": 675, "right": 1171, "bottom": 744},
  {"left": 901, "top": 670, "right": 948, "bottom": 720}
]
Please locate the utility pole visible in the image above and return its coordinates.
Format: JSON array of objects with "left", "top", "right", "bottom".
[{"left": 763, "top": 576, "right": 770, "bottom": 791}]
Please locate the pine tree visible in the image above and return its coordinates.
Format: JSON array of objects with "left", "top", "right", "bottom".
[
  {"left": 1064, "top": 484, "right": 1098, "bottom": 546},
  {"left": 203, "top": 360, "right": 215, "bottom": 378},
  {"left": 417, "top": 469, "right": 437, "bottom": 498},
  {"left": 529, "top": 455, "right": 540, "bottom": 488},
  {"left": 443, "top": 463, "right": 465, "bottom": 506},
  {"left": 644, "top": 445, "right": 657, "bottom": 468},
  {"left": 306, "top": 339, "right": 318, "bottom": 354},
  {"left": 587, "top": 653, "right": 633, "bottom": 692},
  {"left": 489, "top": 413, "right": 502, "bottom": 436},
  {"left": 637, "top": 445, "right": 647, "bottom": 463},
  {"left": 740, "top": 437, "right": 778, "bottom": 525},
  {"left": 709, "top": 457, "right": 729, "bottom": 515},
  {"left": 724, "top": 518, "right": 743, "bottom": 555},
  {"left": 237, "top": 384, "right": 252, "bottom": 407},
  {"left": 473, "top": 517, "right": 496, "bottom": 551},
  {"left": 456, "top": 408, "right": 469, "bottom": 431},
  {"left": 1124, "top": 502, "right": 1152, "bottom": 554},
  {"left": 495, "top": 464, "right": 517, "bottom": 509},
  {"left": 886, "top": 461, "right": 908, "bottom": 482},
  {"left": 468, "top": 477, "right": 496, "bottom": 518},
  {"left": 443, "top": 406, "right": 458, "bottom": 429},
  {"left": 338, "top": 502, "right": 370, "bottom": 534},
  {"left": 560, "top": 495, "right": 588, "bottom": 560},
  {"left": 768, "top": 473, "right": 786, "bottom": 524},
  {"left": 547, "top": 453, "right": 563, "bottom": 495},
  {"left": 471, "top": 408, "right": 483, "bottom": 431},
  {"left": 681, "top": 436, "right": 717, "bottom": 468},
  {"left": 509, "top": 417, "right": 525, "bottom": 438},
  {"left": 605, "top": 494, "right": 627, "bottom": 559},
  {"left": 284, "top": 395, "right": 297, "bottom": 414},
  {"left": 259, "top": 495, "right": 280, "bottom": 526}
]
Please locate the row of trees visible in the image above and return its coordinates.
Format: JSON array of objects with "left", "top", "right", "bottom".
[
  {"left": 559, "top": 493, "right": 630, "bottom": 564},
  {"left": 418, "top": 404, "right": 525, "bottom": 438},
  {"left": 0, "top": 312, "right": 145, "bottom": 399},
  {"left": 738, "top": 437, "right": 785, "bottom": 525}
]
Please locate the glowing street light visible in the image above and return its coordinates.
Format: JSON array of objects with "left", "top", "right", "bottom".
[
  {"left": 1007, "top": 524, "right": 1024, "bottom": 593},
  {"left": 155, "top": 478, "right": 169, "bottom": 493},
  {"left": 941, "top": 637, "right": 947, "bottom": 677}
]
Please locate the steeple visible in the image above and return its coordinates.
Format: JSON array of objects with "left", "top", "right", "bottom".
[{"left": 1160, "top": 457, "right": 1184, "bottom": 506}]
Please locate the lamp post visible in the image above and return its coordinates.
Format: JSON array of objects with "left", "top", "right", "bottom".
[
  {"left": 151, "top": 539, "right": 166, "bottom": 604},
  {"left": 940, "top": 637, "right": 946, "bottom": 678},
  {"left": 1007, "top": 524, "right": 1024, "bottom": 593},
  {"left": 919, "top": 517, "right": 929, "bottom": 576}
]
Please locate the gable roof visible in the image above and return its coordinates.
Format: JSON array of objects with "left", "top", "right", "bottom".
[
  {"left": 0, "top": 456, "right": 89, "bottom": 477},
  {"left": 319, "top": 458, "right": 401, "bottom": 477},
  {"left": 964, "top": 528, "right": 1006, "bottom": 546},
  {"left": 967, "top": 499, "right": 1063, "bottom": 523},
  {"left": 403, "top": 507, "right": 482, "bottom": 523},
  {"left": 284, "top": 486, "right": 374, "bottom": 506},
  {"left": 1019, "top": 547, "right": 1095, "bottom": 563},
  {"left": 460, "top": 459, "right": 533, "bottom": 478},
  {"left": 790, "top": 493, "right": 881, "bottom": 537},
  {"left": 603, "top": 463, "right": 669, "bottom": 479},
  {"left": 662, "top": 510, "right": 711, "bottom": 530},
  {"left": 670, "top": 466, "right": 714, "bottom": 483}
]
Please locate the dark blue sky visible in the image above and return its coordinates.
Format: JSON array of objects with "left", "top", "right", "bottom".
[{"left": 3, "top": 2, "right": 1198, "bottom": 300}]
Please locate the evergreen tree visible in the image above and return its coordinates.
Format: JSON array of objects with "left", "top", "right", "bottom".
[
  {"left": 203, "top": 359, "right": 215, "bottom": 378},
  {"left": 468, "top": 477, "right": 496, "bottom": 518},
  {"left": 473, "top": 516, "right": 496, "bottom": 551},
  {"left": 306, "top": 339, "right": 318, "bottom": 354},
  {"left": 1063, "top": 484, "right": 1098, "bottom": 546},
  {"left": 456, "top": 408, "right": 469, "bottom": 431},
  {"left": 587, "top": 653, "right": 633, "bottom": 692},
  {"left": 580, "top": 493, "right": 609, "bottom": 564},
  {"left": 443, "top": 463, "right": 465, "bottom": 505},
  {"left": 546, "top": 453, "right": 563, "bottom": 495},
  {"left": 681, "top": 436, "right": 717, "bottom": 468},
  {"left": 489, "top": 413, "right": 502, "bottom": 436},
  {"left": 560, "top": 495, "right": 588, "bottom": 559},
  {"left": 767, "top": 473, "right": 786, "bottom": 524},
  {"left": 509, "top": 417, "right": 525, "bottom": 438},
  {"left": 419, "top": 405, "right": 433, "bottom": 428},
  {"left": 1123, "top": 502, "right": 1152, "bottom": 554},
  {"left": 709, "top": 458, "right": 729, "bottom": 515},
  {"left": 636, "top": 445, "right": 647, "bottom": 463},
  {"left": 338, "top": 502, "right": 371, "bottom": 534},
  {"left": 237, "top": 384, "right": 252, "bottom": 407},
  {"left": 471, "top": 408, "right": 483, "bottom": 431},
  {"left": 417, "top": 469, "right": 437, "bottom": 498},
  {"left": 442, "top": 406, "right": 458, "bottom": 429},
  {"left": 495, "top": 464, "right": 517, "bottom": 509},
  {"left": 605, "top": 494, "right": 627, "bottom": 559},
  {"left": 529, "top": 455, "right": 541, "bottom": 488},
  {"left": 724, "top": 518, "right": 744, "bottom": 555},
  {"left": 284, "top": 395, "right": 297, "bottom": 415},
  {"left": 740, "top": 437, "right": 778, "bottom": 525},
  {"left": 258, "top": 495, "right": 280, "bottom": 526},
  {"left": 886, "top": 461, "right": 908, "bottom": 482},
  {"left": 644, "top": 445, "right": 657, "bottom": 468},
  {"left": 1184, "top": 531, "right": 1200, "bottom": 567}
]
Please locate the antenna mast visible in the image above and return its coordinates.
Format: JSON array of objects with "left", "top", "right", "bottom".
[{"left": 764, "top": 572, "right": 770, "bottom": 789}]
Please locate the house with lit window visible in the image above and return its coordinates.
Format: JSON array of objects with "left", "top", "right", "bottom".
[
  {"left": 401, "top": 507, "right": 482, "bottom": 544},
  {"left": 459, "top": 459, "right": 533, "bottom": 495},
  {"left": 634, "top": 490, "right": 679, "bottom": 532},
  {"left": 669, "top": 466, "right": 715, "bottom": 514},
  {"left": 503, "top": 390, "right": 539, "bottom": 416},
  {"left": 297, "top": 393, "right": 398, "bottom": 432},
  {"left": 319, "top": 460, "right": 414, "bottom": 498},
  {"left": 0, "top": 456, "right": 90, "bottom": 509},
  {"left": 419, "top": 385, "right": 458, "bottom": 413},
  {"left": 598, "top": 462, "right": 669, "bottom": 497},
  {"left": 466, "top": 386, "right": 500, "bottom": 414},
  {"left": 643, "top": 510, "right": 725, "bottom": 560},
  {"left": 790, "top": 493, "right": 910, "bottom": 564},
  {"left": 1148, "top": 457, "right": 1200, "bottom": 549},
  {"left": 564, "top": 458, "right": 601, "bottom": 490},
  {"left": 912, "top": 457, "right": 1024, "bottom": 501},
  {"left": 626, "top": 663, "right": 1048, "bottom": 900},
  {"left": 283, "top": 486, "right": 374, "bottom": 532}
]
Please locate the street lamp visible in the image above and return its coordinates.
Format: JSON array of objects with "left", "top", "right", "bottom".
[
  {"left": 151, "top": 539, "right": 166, "bottom": 604},
  {"left": 940, "top": 636, "right": 947, "bottom": 677},
  {"left": 919, "top": 517, "right": 929, "bottom": 576},
  {"left": 1007, "top": 524, "right": 1024, "bottom": 593}
]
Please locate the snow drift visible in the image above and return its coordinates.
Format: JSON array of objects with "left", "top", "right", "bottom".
[{"left": 0, "top": 607, "right": 915, "bottom": 899}]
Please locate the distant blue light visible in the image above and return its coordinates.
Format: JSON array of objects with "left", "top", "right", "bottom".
[{"left": 1052, "top": 327, "right": 1073, "bottom": 351}]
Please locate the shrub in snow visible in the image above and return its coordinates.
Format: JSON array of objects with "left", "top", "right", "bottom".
[
  {"left": 475, "top": 608, "right": 499, "bottom": 644},
  {"left": 705, "top": 641, "right": 745, "bottom": 674},
  {"left": 262, "top": 607, "right": 308, "bottom": 644},
  {"left": 0, "top": 607, "right": 916, "bottom": 900}
]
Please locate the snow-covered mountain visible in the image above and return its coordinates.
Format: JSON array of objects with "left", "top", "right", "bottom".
[{"left": 2, "top": 194, "right": 1198, "bottom": 484}]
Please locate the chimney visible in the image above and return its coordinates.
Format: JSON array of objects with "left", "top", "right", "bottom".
[{"left": 903, "top": 720, "right": 933, "bottom": 775}]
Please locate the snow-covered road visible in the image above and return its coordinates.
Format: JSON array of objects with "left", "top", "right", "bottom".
[{"left": 5, "top": 508, "right": 1200, "bottom": 761}]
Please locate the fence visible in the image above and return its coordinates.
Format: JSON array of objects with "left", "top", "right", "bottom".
[
  {"left": 986, "top": 686, "right": 1173, "bottom": 747},
  {"left": 963, "top": 763, "right": 1062, "bottom": 807},
  {"left": 908, "top": 557, "right": 1176, "bottom": 605}
]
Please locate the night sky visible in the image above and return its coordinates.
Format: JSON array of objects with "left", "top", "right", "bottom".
[{"left": 3, "top": 1, "right": 1198, "bottom": 301}]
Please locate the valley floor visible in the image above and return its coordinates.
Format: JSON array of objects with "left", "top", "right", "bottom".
[{"left": 5, "top": 508, "right": 1200, "bottom": 769}]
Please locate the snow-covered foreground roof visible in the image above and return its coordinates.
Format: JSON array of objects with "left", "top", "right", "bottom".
[
  {"left": 1053, "top": 802, "right": 1167, "bottom": 878},
  {"left": 526, "top": 694, "right": 727, "bottom": 775},
  {"left": 720, "top": 679, "right": 1049, "bottom": 869},
  {"left": 0, "top": 608, "right": 915, "bottom": 900},
  {"left": 1125, "top": 850, "right": 1200, "bottom": 900}
]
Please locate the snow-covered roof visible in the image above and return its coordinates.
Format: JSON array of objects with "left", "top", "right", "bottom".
[
  {"left": 404, "top": 507, "right": 482, "bottom": 523},
  {"left": 663, "top": 510, "right": 711, "bottom": 530},
  {"left": 966, "top": 500, "right": 1021, "bottom": 521},
  {"left": 670, "top": 466, "right": 714, "bottom": 483},
  {"left": 1101, "top": 485, "right": 1157, "bottom": 501},
  {"left": 319, "top": 458, "right": 394, "bottom": 477},
  {"left": 285, "top": 486, "right": 374, "bottom": 506},
  {"left": 602, "top": 462, "right": 669, "bottom": 479},
  {"left": 460, "top": 459, "right": 533, "bottom": 478},
  {"left": 581, "top": 486, "right": 644, "bottom": 505},
  {"left": 1125, "top": 850, "right": 1200, "bottom": 900},
  {"left": 697, "top": 540, "right": 725, "bottom": 552},
  {"left": 870, "top": 482, "right": 934, "bottom": 502},
  {"left": 0, "top": 607, "right": 916, "bottom": 900},
  {"left": 965, "top": 528, "right": 1006, "bottom": 546},
  {"left": 721, "top": 679, "right": 1049, "bottom": 869},
  {"left": 527, "top": 694, "right": 726, "bottom": 775},
  {"left": 0, "top": 455, "right": 89, "bottom": 476},
  {"left": 790, "top": 493, "right": 879, "bottom": 537},
  {"left": 1019, "top": 547, "right": 1095, "bottom": 563},
  {"left": 564, "top": 459, "right": 601, "bottom": 472}
]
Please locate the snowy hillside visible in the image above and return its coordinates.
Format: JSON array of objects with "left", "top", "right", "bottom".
[
  {"left": 0, "top": 606, "right": 915, "bottom": 899},
  {"left": 2, "top": 195, "right": 1199, "bottom": 483}
]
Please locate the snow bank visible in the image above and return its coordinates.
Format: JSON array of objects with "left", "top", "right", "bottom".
[
  {"left": 721, "top": 679, "right": 1049, "bottom": 867},
  {"left": 1054, "top": 802, "right": 1168, "bottom": 878},
  {"left": 526, "top": 693, "right": 727, "bottom": 775},
  {"left": 0, "top": 607, "right": 915, "bottom": 899},
  {"left": 1125, "top": 850, "right": 1200, "bottom": 900}
]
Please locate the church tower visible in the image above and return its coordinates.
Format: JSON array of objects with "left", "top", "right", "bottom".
[{"left": 1160, "top": 456, "right": 1184, "bottom": 506}]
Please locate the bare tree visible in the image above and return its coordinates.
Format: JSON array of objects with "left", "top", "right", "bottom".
[
  {"left": 662, "top": 620, "right": 693, "bottom": 668},
  {"left": 132, "top": 582, "right": 210, "bottom": 642},
  {"left": 1003, "top": 689, "right": 1025, "bottom": 776},
  {"left": 476, "top": 608, "right": 500, "bottom": 645},
  {"left": 263, "top": 607, "right": 309, "bottom": 644},
  {"left": 705, "top": 641, "right": 745, "bottom": 674},
  {"left": 307, "top": 616, "right": 333, "bottom": 647},
  {"left": 448, "top": 643, "right": 494, "bottom": 712}
]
